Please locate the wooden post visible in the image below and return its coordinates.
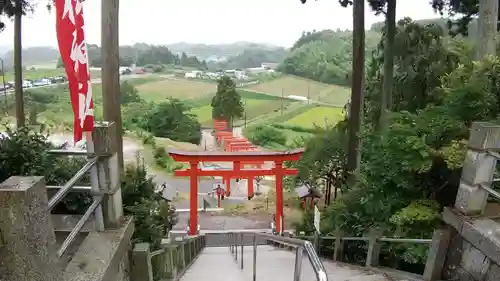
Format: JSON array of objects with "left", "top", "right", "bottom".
[{"left": 101, "top": 0, "right": 124, "bottom": 171}]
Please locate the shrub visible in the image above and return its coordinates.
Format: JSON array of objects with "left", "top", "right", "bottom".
[
  {"left": 247, "top": 125, "right": 287, "bottom": 146},
  {"left": 121, "top": 161, "right": 178, "bottom": 247}
]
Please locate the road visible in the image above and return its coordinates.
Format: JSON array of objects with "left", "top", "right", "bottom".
[{"left": 1, "top": 73, "right": 155, "bottom": 96}]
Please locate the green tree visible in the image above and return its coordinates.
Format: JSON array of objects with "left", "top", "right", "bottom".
[
  {"left": 140, "top": 99, "right": 202, "bottom": 144},
  {"left": 56, "top": 57, "right": 64, "bottom": 68},
  {"left": 211, "top": 76, "right": 244, "bottom": 126},
  {"left": 120, "top": 81, "right": 142, "bottom": 105}
]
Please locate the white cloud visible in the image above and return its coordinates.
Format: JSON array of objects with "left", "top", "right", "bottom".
[{"left": 0, "top": 0, "right": 443, "bottom": 48}]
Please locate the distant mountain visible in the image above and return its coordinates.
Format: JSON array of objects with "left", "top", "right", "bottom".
[
  {"left": 166, "top": 42, "right": 285, "bottom": 60},
  {"left": 1, "top": 46, "right": 60, "bottom": 68}
]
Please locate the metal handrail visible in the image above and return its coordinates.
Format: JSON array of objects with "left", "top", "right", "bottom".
[
  {"left": 47, "top": 157, "right": 98, "bottom": 210},
  {"left": 228, "top": 232, "right": 328, "bottom": 281},
  {"left": 45, "top": 148, "right": 106, "bottom": 258}
]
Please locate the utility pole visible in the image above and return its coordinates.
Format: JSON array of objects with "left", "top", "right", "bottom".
[
  {"left": 244, "top": 99, "right": 247, "bottom": 128},
  {"left": 346, "top": 0, "right": 365, "bottom": 182},
  {"left": 1, "top": 59, "right": 7, "bottom": 107},
  {"left": 476, "top": 0, "right": 498, "bottom": 59},
  {"left": 281, "top": 87, "right": 284, "bottom": 116},
  {"left": 14, "top": 0, "right": 25, "bottom": 128},
  {"left": 307, "top": 82, "right": 310, "bottom": 105},
  {"left": 101, "top": 0, "right": 124, "bottom": 171}
]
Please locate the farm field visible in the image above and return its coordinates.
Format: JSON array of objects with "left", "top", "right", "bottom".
[
  {"left": 188, "top": 89, "right": 295, "bottom": 126},
  {"left": 136, "top": 78, "right": 216, "bottom": 102},
  {"left": 246, "top": 75, "right": 350, "bottom": 106},
  {"left": 285, "top": 106, "right": 344, "bottom": 128}
]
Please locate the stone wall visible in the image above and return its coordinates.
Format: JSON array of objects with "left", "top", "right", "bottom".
[{"left": 441, "top": 208, "right": 500, "bottom": 281}]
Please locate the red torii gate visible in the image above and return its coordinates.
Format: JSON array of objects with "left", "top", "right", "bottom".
[{"left": 169, "top": 149, "right": 304, "bottom": 235}]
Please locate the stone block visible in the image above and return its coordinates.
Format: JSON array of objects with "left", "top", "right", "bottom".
[
  {"left": 93, "top": 122, "right": 123, "bottom": 229},
  {"left": 468, "top": 122, "right": 500, "bottom": 151},
  {"left": 460, "top": 241, "right": 490, "bottom": 280},
  {"left": 442, "top": 207, "right": 465, "bottom": 231},
  {"left": 461, "top": 151, "right": 496, "bottom": 185},
  {"left": 64, "top": 216, "right": 134, "bottom": 281},
  {"left": 0, "top": 176, "right": 63, "bottom": 281},
  {"left": 423, "top": 228, "right": 452, "bottom": 281},
  {"left": 485, "top": 263, "right": 500, "bottom": 281},
  {"left": 461, "top": 218, "right": 500, "bottom": 265},
  {"left": 455, "top": 181, "right": 488, "bottom": 215}
]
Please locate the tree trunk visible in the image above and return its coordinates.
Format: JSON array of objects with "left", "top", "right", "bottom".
[
  {"left": 379, "top": 0, "right": 396, "bottom": 133},
  {"left": 346, "top": 0, "right": 365, "bottom": 182},
  {"left": 101, "top": 0, "right": 124, "bottom": 171},
  {"left": 476, "top": 0, "right": 498, "bottom": 59},
  {"left": 14, "top": 2, "right": 25, "bottom": 128}
]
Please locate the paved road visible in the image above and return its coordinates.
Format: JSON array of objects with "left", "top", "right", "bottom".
[
  {"left": 2, "top": 73, "right": 154, "bottom": 96},
  {"left": 172, "top": 212, "right": 271, "bottom": 231}
]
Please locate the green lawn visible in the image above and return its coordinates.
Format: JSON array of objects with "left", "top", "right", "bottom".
[{"left": 285, "top": 106, "right": 345, "bottom": 128}]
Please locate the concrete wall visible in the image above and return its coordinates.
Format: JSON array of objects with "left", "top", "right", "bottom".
[{"left": 441, "top": 208, "right": 500, "bottom": 281}]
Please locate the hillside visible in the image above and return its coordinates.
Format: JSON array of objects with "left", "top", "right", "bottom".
[
  {"left": 278, "top": 30, "right": 380, "bottom": 86},
  {"left": 208, "top": 47, "right": 288, "bottom": 70},
  {"left": 2, "top": 46, "right": 60, "bottom": 68},
  {"left": 167, "top": 41, "right": 285, "bottom": 60},
  {"left": 278, "top": 17, "right": 478, "bottom": 86}
]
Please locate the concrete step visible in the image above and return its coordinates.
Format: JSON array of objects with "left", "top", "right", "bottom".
[
  {"left": 179, "top": 247, "right": 245, "bottom": 281},
  {"left": 236, "top": 245, "right": 391, "bottom": 281}
]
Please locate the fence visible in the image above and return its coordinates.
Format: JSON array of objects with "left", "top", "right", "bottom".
[
  {"left": 130, "top": 235, "right": 206, "bottom": 281},
  {"left": 292, "top": 228, "right": 450, "bottom": 281}
]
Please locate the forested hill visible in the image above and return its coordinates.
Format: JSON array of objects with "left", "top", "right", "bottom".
[
  {"left": 277, "top": 29, "right": 380, "bottom": 87},
  {"left": 278, "top": 17, "right": 478, "bottom": 87}
]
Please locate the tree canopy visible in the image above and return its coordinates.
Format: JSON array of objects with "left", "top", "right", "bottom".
[
  {"left": 139, "top": 99, "right": 202, "bottom": 144},
  {"left": 293, "top": 18, "right": 499, "bottom": 271},
  {"left": 211, "top": 76, "right": 244, "bottom": 124}
]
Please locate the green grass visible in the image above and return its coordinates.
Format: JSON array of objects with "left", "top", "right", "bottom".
[
  {"left": 285, "top": 106, "right": 345, "bottom": 128},
  {"left": 246, "top": 75, "right": 351, "bottom": 106},
  {"left": 136, "top": 78, "right": 216, "bottom": 102}
]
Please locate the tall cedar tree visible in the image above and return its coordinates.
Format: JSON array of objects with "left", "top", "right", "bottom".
[{"left": 211, "top": 76, "right": 244, "bottom": 126}]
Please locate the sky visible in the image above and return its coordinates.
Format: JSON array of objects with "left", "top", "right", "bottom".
[{"left": 0, "top": 0, "right": 444, "bottom": 49}]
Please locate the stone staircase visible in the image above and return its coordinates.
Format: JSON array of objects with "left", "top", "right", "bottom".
[{"left": 179, "top": 245, "right": 399, "bottom": 281}]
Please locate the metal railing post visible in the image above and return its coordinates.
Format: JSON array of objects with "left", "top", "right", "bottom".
[
  {"left": 253, "top": 233, "right": 257, "bottom": 281},
  {"left": 293, "top": 246, "right": 304, "bottom": 281},
  {"left": 235, "top": 233, "right": 238, "bottom": 261},
  {"left": 241, "top": 232, "right": 244, "bottom": 269}
]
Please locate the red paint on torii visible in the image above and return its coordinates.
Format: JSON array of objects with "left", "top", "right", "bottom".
[{"left": 169, "top": 148, "right": 304, "bottom": 236}]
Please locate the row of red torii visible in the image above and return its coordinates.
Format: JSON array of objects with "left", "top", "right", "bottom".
[{"left": 168, "top": 119, "right": 304, "bottom": 235}]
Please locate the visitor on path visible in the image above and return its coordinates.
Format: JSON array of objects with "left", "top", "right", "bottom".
[{"left": 270, "top": 214, "right": 277, "bottom": 235}]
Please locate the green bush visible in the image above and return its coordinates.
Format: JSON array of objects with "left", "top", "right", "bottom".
[
  {"left": 0, "top": 127, "right": 92, "bottom": 214},
  {"left": 271, "top": 123, "right": 322, "bottom": 134},
  {"left": 121, "top": 161, "right": 178, "bottom": 248},
  {"left": 247, "top": 125, "right": 287, "bottom": 147}
]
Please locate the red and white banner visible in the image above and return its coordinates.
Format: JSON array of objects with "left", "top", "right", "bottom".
[{"left": 55, "top": 0, "right": 94, "bottom": 143}]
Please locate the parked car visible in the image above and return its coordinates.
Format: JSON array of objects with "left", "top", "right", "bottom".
[{"left": 22, "top": 80, "right": 33, "bottom": 88}]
